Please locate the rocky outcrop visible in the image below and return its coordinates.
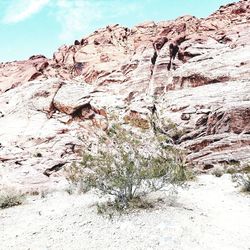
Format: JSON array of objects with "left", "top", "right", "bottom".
[
  {"left": 155, "top": 80, "right": 250, "bottom": 169},
  {"left": 0, "top": 0, "right": 250, "bottom": 190},
  {"left": 0, "top": 56, "right": 50, "bottom": 93}
]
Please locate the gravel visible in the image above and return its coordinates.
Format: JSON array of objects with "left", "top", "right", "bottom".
[{"left": 1, "top": 174, "right": 250, "bottom": 250}]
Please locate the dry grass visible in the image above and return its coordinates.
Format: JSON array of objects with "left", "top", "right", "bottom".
[{"left": 0, "top": 188, "right": 25, "bottom": 209}]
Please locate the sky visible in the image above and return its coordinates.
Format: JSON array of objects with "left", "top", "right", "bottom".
[{"left": 0, "top": 0, "right": 235, "bottom": 62}]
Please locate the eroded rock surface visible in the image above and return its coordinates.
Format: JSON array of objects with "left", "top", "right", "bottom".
[{"left": 0, "top": 0, "right": 250, "bottom": 190}]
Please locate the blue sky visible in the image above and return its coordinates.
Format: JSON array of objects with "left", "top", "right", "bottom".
[{"left": 0, "top": 0, "right": 235, "bottom": 62}]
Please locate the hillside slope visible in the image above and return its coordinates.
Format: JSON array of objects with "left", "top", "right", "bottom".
[{"left": 0, "top": 0, "right": 250, "bottom": 191}]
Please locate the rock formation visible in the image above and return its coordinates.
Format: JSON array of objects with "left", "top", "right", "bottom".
[{"left": 0, "top": 0, "right": 250, "bottom": 191}]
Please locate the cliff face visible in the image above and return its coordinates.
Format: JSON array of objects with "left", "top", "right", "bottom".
[{"left": 0, "top": 0, "right": 250, "bottom": 191}]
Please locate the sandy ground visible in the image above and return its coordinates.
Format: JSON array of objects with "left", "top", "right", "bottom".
[{"left": 0, "top": 174, "right": 250, "bottom": 250}]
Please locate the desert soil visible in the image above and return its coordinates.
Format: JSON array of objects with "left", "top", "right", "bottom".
[{"left": 1, "top": 174, "right": 250, "bottom": 250}]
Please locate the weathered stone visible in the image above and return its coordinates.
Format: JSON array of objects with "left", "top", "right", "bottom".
[
  {"left": 1, "top": 0, "right": 250, "bottom": 190},
  {"left": 53, "top": 83, "right": 94, "bottom": 115}
]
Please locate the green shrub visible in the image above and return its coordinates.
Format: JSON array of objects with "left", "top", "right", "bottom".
[
  {"left": 66, "top": 124, "right": 190, "bottom": 211},
  {"left": 0, "top": 189, "right": 25, "bottom": 209}
]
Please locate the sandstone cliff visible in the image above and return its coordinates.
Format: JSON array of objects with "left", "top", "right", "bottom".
[{"left": 0, "top": 0, "right": 250, "bottom": 191}]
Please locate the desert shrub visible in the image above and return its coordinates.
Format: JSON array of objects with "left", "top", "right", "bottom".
[
  {"left": 226, "top": 166, "right": 237, "bottom": 174},
  {"left": 232, "top": 173, "right": 250, "bottom": 192},
  {"left": 66, "top": 124, "right": 190, "bottom": 211},
  {"left": 96, "top": 196, "right": 154, "bottom": 217},
  {"left": 225, "top": 162, "right": 250, "bottom": 175},
  {"left": 162, "top": 118, "right": 186, "bottom": 140},
  {"left": 0, "top": 189, "right": 25, "bottom": 209},
  {"left": 241, "top": 163, "right": 250, "bottom": 173},
  {"left": 124, "top": 115, "right": 150, "bottom": 130},
  {"left": 211, "top": 167, "right": 224, "bottom": 177}
]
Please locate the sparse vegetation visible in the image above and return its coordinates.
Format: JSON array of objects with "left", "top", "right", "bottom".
[
  {"left": 225, "top": 162, "right": 250, "bottom": 175},
  {"left": 162, "top": 118, "right": 186, "bottom": 140},
  {"left": 232, "top": 173, "right": 250, "bottom": 193},
  {"left": 96, "top": 196, "right": 155, "bottom": 217},
  {"left": 66, "top": 123, "right": 191, "bottom": 212},
  {"left": 242, "top": 163, "right": 250, "bottom": 173},
  {"left": 124, "top": 113, "right": 150, "bottom": 130},
  {"left": 225, "top": 166, "right": 237, "bottom": 174},
  {"left": 212, "top": 167, "right": 224, "bottom": 177},
  {"left": 0, "top": 188, "right": 25, "bottom": 209}
]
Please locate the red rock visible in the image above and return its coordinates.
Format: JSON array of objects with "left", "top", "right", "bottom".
[{"left": 1, "top": 0, "right": 250, "bottom": 190}]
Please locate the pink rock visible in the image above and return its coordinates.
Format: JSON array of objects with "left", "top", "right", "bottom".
[{"left": 1, "top": 0, "right": 250, "bottom": 190}]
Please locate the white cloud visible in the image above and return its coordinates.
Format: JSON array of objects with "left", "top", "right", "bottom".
[
  {"left": 54, "top": 0, "right": 102, "bottom": 41},
  {"left": 1, "top": 0, "right": 142, "bottom": 42},
  {"left": 2, "top": 0, "right": 50, "bottom": 23},
  {"left": 54, "top": 0, "right": 141, "bottom": 42}
]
